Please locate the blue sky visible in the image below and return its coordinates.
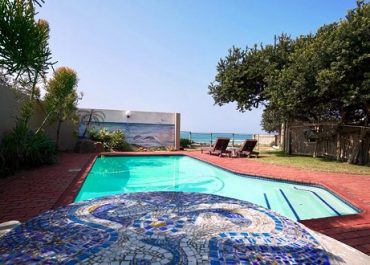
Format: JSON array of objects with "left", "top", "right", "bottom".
[{"left": 38, "top": 0, "right": 358, "bottom": 133}]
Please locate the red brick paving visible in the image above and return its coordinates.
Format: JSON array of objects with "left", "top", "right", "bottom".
[
  {"left": 0, "top": 150, "right": 369, "bottom": 256},
  {"left": 0, "top": 153, "right": 94, "bottom": 223}
]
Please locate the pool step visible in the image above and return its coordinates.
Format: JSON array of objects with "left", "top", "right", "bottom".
[
  {"left": 279, "top": 189, "right": 301, "bottom": 221},
  {"left": 293, "top": 186, "right": 341, "bottom": 216},
  {"left": 263, "top": 191, "right": 299, "bottom": 221},
  {"left": 263, "top": 193, "right": 271, "bottom": 210}
]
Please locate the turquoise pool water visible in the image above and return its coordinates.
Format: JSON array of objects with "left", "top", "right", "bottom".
[{"left": 75, "top": 155, "right": 359, "bottom": 220}]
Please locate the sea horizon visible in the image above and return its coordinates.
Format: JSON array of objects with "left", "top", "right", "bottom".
[{"left": 180, "top": 131, "right": 253, "bottom": 145}]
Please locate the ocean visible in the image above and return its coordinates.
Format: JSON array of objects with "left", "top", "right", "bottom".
[{"left": 180, "top": 131, "right": 253, "bottom": 145}]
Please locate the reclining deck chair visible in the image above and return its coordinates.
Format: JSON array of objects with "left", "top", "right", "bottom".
[
  {"left": 201, "top": 138, "right": 231, "bottom": 157},
  {"left": 235, "top": 139, "right": 259, "bottom": 158}
]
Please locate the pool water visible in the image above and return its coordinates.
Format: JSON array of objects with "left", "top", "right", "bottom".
[{"left": 75, "top": 155, "right": 359, "bottom": 220}]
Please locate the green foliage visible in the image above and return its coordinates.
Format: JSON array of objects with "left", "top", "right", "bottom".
[
  {"left": 45, "top": 67, "right": 79, "bottom": 123},
  {"left": 209, "top": 1, "right": 370, "bottom": 131},
  {"left": 110, "top": 130, "right": 131, "bottom": 151},
  {"left": 180, "top": 138, "right": 192, "bottom": 148},
  {"left": 0, "top": 119, "right": 56, "bottom": 177},
  {"left": 261, "top": 106, "right": 283, "bottom": 133},
  {"left": 87, "top": 128, "right": 132, "bottom": 152},
  {"left": 0, "top": 0, "right": 53, "bottom": 93},
  {"left": 44, "top": 67, "right": 80, "bottom": 149},
  {"left": 87, "top": 128, "right": 100, "bottom": 141},
  {"left": 1, "top": 0, "right": 54, "bottom": 130},
  {"left": 208, "top": 34, "right": 293, "bottom": 112}
]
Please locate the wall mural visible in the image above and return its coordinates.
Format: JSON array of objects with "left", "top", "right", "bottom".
[{"left": 79, "top": 122, "right": 175, "bottom": 147}]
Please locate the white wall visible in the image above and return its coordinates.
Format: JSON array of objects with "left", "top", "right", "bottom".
[{"left": 79, "top": 108, "right": 176, "bottom": 125}]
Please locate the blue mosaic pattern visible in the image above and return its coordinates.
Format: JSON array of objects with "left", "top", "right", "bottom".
[{"left": 0, "top": 192, "right": 332, "bottom": 264}]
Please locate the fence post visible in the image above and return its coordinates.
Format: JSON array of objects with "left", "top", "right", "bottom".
[{"left": 210, "top": 133, "right": 213, "bottom": 146}]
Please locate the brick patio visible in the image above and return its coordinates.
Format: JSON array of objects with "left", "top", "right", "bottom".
[
  {"left": 0, "top": 151, "right": 369, "bottom": 255},
  {"left": 0, "top": 153, "right": 94, "bottom": 223}
]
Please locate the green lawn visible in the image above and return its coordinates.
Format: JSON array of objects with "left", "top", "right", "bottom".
[{"left": 258, "top": 149, "right": 370, "bottom": 175}]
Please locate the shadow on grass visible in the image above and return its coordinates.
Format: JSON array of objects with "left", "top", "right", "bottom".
[
  {"left": 262, "top": 150, "right": 288, "bottom": 157},
  {"left": 262, "top": 150, "right": 346, "bottom": 164}
]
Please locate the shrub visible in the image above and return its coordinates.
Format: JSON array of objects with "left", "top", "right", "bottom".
[
  {"left": 87, "top": 128, "right": 131, "bottom": 151},
  {"left": 24, "top": 129, "right": 57, "bottom": 166},
  {"left": 0, "top": 152, "right": 12, "bottom": 177},
  {"left": 87, "top": 127, "right": 100, "bottom": 141},
  {"left": 97, "top": 128, "right": 112, "bottom": 150},
  {"left": 180, "top": 138, "right": 192, "bottom": 148},
  {"left": 111, "top": 130, "right": 132, "bottom": 151},
  {"left": 0, "top": 120, "right": 57, "bottom": 177},
  {"left": 166, "top": 146, "right": 177, "bottom": 151}
]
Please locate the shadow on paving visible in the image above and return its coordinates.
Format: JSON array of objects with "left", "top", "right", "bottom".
[{"left": 301, "top": 215, "right": 370, "bottom": 255}]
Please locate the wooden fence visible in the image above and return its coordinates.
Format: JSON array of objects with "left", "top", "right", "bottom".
[{"left": 284, "top": 123, "right": 370, "bottom": 165}]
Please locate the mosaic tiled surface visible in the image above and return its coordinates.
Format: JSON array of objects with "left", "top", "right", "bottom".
[{"left": 0, "top": 192, "right": 360, "bottom": 264}]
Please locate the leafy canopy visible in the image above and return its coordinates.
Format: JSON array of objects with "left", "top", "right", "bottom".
[
  {"left": 209, "top": 1, "right": 370, "bottom": 132},
  {"left": 44, "top": 67, "right": 79, "bottom": 148},
  {"left": 44, "top": 67, "right": 79, "bottom": 124},
  {"left": 0, "top": 0, "right": 53, "bottom": 83}
]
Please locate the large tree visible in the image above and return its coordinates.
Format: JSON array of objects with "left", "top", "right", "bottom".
[
  {"left": 44, "top": 67, "right": 79, "bottom": 149},
  {"left": 0, "top": 0, "right": 53, "bottom": 99},
  {"left": 209, "top": 1, "right": 370, "bottom": 132},
  {"left": 1, "top": 0, "right": 55, "bottom": 134},
  {"left": 208, "top": 34, "right": 293, "bottom": 113}
]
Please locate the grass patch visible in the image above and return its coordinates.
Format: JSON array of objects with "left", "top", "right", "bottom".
[{"left": 258, "top": 149, "right": 370, "bottom": 175}]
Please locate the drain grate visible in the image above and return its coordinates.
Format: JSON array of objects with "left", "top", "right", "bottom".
[{"left": 68, "top": 168, "right": 81, "bottom": 173}]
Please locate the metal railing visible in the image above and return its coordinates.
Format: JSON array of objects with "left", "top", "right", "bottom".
[{"left": 181, "top": 131, "right": 253, "bottom": 147}]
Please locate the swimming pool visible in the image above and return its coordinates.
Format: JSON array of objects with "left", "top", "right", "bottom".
[{"left": 75, "top": 155, "right": 359, "bottom": 220}]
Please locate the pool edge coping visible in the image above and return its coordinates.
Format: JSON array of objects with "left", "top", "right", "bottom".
[{"left": 53, "top": 154, "right": 98, "bottom": 209}]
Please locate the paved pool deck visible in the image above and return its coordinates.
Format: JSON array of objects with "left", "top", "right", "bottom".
[{"left": 0, "top": 151, "right": 369, "bottom": 256}]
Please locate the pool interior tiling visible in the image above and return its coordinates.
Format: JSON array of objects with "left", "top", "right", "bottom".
[{"left": 75, "top": 155, "right": 359, "bottom": 221}]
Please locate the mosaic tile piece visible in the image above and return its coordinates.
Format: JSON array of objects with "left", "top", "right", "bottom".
[{"left": 0, "top": 192, "right": 349, "bottom": 264}]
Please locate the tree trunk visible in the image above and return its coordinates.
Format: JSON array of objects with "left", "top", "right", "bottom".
[
  {"left": 56, "top": 120, "right": 62, "bottom": 150},
  {"left": 313, "top": 126, "right": 318, "bottom": 158},
  {"left": 82, "top": 111, "right": 93, "bottom": 138},
  {"left": 282, "top": 121, "right": 291, "bottom": 154},
  {"left": 347, "top": 104, "right": 369, "bottom": 165},
  {"left": 280, "top": 122, "right": 285, "bottom": 150},
  {"left": 313, "top": 141, "right": 317, "bottom": 158},
  {"left": 336, "top": 130, "right": 341, "bottom": 161},
  {"left": 23, "top": 72, "right": 39, "bottom": 126},
  {"left": 35, "top": 111, "right": 52, "bottom": 134},
  {"left": 285, "top": 121, "right": 291, "bottom": 155},
  {"left": 348, "top": 127, "right": 367, "bottom": 165}
]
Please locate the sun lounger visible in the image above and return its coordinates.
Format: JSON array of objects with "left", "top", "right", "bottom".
[
  {"left": 201, "top": 138, "right": 231, "bottom": 157},
  {"left": 235, "top": 139, "right": 259, "bottom": 158}
]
